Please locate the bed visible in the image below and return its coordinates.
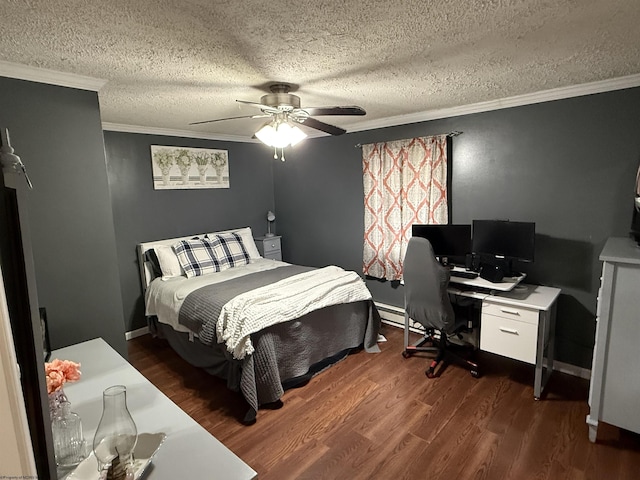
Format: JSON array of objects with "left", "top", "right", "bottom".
[{"left": 137, "top": 226, "right": 381, "bottom": 424}]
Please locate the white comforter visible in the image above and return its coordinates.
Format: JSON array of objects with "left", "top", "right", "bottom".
[
  {"left": 145, "top": 258, "right": 287, "bottom": 333},
  {"left": 216, "top": 265, "right": 372, "bottom": 359}
]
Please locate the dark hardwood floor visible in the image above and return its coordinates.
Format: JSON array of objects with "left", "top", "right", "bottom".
[{"left": 128, "top": 325, "right": 640, "bottom": 480}]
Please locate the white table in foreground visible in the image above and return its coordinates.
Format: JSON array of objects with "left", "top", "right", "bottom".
[{"left": 53, "top": 338, "right": 257, "bottom": 480}]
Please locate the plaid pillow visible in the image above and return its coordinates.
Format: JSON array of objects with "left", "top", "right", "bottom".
[
  {"left": 173, "top": 238, "right": 226, "bottom": 278},
  {"left": 210, "top": 232, "right": 250, "bottom": 269}
]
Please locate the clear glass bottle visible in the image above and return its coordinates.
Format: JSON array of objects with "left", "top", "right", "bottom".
[
  {"left": 48, "top": 387, "right": 68, "bottom": 420},
  {"left": 93, "top": 385, "right": 138, "bottom": 479},
  {"left": 51, "top": 401, "right": 86, "bottom": 468}
]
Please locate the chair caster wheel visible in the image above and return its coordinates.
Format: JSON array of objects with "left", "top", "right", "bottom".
[
  {"left": 402, "top": 350, "right": 412, "bottom": 359},
  {"left": 425, "top": 368, "right": 436, "bottom": 378},
  {"left": 470, "top": 369, "right": 480, "bottom": 378}
]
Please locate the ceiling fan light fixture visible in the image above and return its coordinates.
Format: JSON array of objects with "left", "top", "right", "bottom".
[
  {"left": 281, "top": 122, "right": 307, "bottom": 146},
  {"left": 254, "top": 123, "right": 277, "bottom": 146},
  {"left": 255, "top": 120, "right": 307, "bottom": 149}
]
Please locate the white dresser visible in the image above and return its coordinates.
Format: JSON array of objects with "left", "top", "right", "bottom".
[{"left": 587, "top": 236, "right": 640, "bottom": 442}]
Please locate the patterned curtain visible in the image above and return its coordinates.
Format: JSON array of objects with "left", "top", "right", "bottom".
[{"left": 362, "top": 135, "right": 448, "bottom": 280}]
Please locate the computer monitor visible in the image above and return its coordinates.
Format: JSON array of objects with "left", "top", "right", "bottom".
[
  {"left": 472, "top": 220, "right": 535, "bottom": 266},
  {"left": 411, "top": 224, "right": 472, "bottom": 264}
]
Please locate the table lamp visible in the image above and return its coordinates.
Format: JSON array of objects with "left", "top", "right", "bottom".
[{"left": 266, "top": 210, "right": 276, "bottom": 237}]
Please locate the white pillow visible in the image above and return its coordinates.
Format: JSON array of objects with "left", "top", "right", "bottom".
[
  {"left": 155, "top": 244, "right": 185, "bottom": 279},
  {"left": 210, "top": 226, "right": 261, "bottom": 259}
]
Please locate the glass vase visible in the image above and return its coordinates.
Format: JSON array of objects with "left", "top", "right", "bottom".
[
  {"left": 51, "top": 401, "right": 86, "bottom": 468},
  {"left": 93, "top": 385, "right": 138, "bottom": 480},
  {"left": 48, "top": 388, "right": 68, "bottom": 420}
]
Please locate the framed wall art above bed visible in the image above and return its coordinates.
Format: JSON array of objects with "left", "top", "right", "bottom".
[{"left": 150, "top": 145, "right": 229, "bottom": 190}]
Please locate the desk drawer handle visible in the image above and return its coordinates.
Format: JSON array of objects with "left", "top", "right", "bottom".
[
  {"left": 499, "top": 327, "right": 519, "bottom": 335},
  {"left": 500, "top": 307, "right": 521, "bottom": 316}
]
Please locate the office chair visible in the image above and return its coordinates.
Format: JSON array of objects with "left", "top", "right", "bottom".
[{"left": 402, "top": 236, "right": 480, "bottom": 378}]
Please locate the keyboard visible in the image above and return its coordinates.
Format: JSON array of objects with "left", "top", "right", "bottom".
[{"left": 450, "top": 270, "right": 479, "bottom": 279}]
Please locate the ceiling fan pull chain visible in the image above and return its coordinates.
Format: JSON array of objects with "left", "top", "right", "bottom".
[
  {"left": 280, "top": 148, "right": 286, "bottom": 162},
  {"left": 273, "top": 147, "right": 278, "bottom": 160}
]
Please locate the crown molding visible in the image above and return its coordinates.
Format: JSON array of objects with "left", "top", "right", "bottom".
[
  {"left": 101, "top": 73, "right": 640, "bottom": 140},
  {"left": 0, "top": 60, "right": 638, "bottom": 136},
  {"left": 102, "top": 122, "right": 259, "bottom": 143},
  {"left": 0, "top": 61, "right": 106, "bottom": 91},
  {"left": 348, "top": 73, "right": 640, "bottom": 133}
]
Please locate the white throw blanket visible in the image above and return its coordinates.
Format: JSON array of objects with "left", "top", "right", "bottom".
[{"left": 216, "top": 265, "right": 373, "bottom": 359}]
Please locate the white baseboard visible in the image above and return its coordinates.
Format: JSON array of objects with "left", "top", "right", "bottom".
[
  {"left": 125, "top": 326, "right": 149, "bottom": 341},
  {"left": 374, "top": 301, "right": 590, "bottom": 379},
  {"left": 375, "top": 301, "right": 404, "bottom": 319},
  {"left": 375, "top": 302, "right": 425, "bottom": 334}
]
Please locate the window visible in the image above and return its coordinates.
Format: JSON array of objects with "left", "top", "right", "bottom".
[{"left": 362, "top": 135, "right": 448, "bottom": 280}]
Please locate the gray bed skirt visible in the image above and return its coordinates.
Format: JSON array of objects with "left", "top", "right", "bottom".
[{"left": 149, "top": 299, "right": 381, "bottom": 424}]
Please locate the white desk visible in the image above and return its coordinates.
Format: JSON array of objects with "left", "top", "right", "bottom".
[
  {"left": 53, "top": 338, "right": 257, "bottom": 480},
  {"left": 449, "top": 265, "right": 526, "bottom": 292},
  {"left": 477, "top": 284, "right": 560, "bottom": 399},
  {"left": 416, "top": 276, "right": 560, "bottom": 399}
]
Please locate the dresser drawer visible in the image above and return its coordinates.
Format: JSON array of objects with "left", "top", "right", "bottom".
[
  {"left": 482, "top": 301, "right": 539, "bottom": 325},
  {"left": 480, "top": 313, "right": 537, "bottom": 364},
  {"left": 261, "top": 237, "right": 281, "bottom": 254}
]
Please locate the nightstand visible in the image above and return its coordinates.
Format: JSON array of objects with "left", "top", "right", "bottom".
[{"left": 254, "top": 235, "right": 282, "bottom": 261}]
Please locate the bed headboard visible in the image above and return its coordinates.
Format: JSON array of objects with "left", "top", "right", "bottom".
[
  {"left": 137, "top": 232, "right": 211, "bottom": 294},
  {"left": 136, "top": 226, "right": 262, "bottom": 294}
]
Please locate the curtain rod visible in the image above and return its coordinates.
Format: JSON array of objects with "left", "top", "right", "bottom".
[{"left": 354, "top": 130, "right": 462, "bottom": 148}]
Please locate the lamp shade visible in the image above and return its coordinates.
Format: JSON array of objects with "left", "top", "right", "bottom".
[
  {"left": 255, "top": 121, "right": 307, "bottom": 148},
  {"left": 266, "top": 210, "right": 276, "bottom": 237}
]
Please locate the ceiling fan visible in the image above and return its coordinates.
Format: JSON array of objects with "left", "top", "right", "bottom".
[{"left": 190, "top": 83, "right": 366, "bottom": 140}]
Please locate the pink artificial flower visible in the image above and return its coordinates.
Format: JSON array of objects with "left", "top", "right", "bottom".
[{"left": 45, "top": 359, "right": 81, "bottom": 394}]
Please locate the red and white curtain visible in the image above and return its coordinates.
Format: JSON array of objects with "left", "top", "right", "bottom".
[{"left": 362, "top": 135, "right": 448, "bottom": 280}]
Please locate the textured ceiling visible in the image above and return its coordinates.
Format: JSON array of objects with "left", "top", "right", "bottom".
[{"left": 1, "top": 0, "right": 640, "bottom": 140}]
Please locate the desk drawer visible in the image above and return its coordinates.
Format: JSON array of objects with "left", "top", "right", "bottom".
[
  {"left": 480, "top": 313, "right": 537, "bottom": 364},
  {"left": 482, "top": 301, "right": 539, "bottom": 325}
]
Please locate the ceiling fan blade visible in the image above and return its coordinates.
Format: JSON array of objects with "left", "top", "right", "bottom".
[
  {"left": 301, "top": 106, "right": 366, "bottom": 116},
  {"left": 189, "top": 114, "right": 269, "bottom": 126},
  {"left": 236, "top": 100, "right": 280, "bottom": 114},
  {"left": 296, "top": 117, "right": 347, "bottom": 136}
]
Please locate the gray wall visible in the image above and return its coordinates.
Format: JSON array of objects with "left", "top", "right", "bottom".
[
  {"left": 6, "top": 74, "right": 634, "bottom": 369},
  {"left": 0, "top": 77, "right": 127, "bottom": 355},
  {"left": 274, "top": 87, "right": 640, "bottom": 369},
  {"left": 103, "top": 132, "right": 274, "bottom": 332}
]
